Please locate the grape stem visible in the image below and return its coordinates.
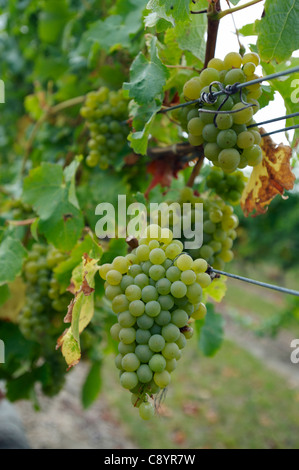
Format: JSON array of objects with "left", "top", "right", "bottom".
[
  {"left": 218, "top": 0, "right": 264, "bottom": 19},
  {"left": 204, "top": 1, "right": 221, "bottom": 70}
]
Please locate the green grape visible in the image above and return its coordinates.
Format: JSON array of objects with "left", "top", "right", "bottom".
[
  {"left": 189, "top": 134, "right": 204, "bottom": 146},
  {"left": 145, "top": 300, "right": 161, "bottom": 318},
  {"left": 202, "top": 123, "right": 220, "bottom": 143},
  {"left": 170, "top": 281, "right": 187, "bottom": 298},
  {"left": 237, "top": 131, "right": 255, "bottom": 149},
  {"left": 135, "top": 345, "right": 154, "bottom": 363},
  {"left": 204, "top": 142, "right": 221, "bottom": 161},
  {"left": 224, "top": 68, "right": 246, "bottom": 85},
  {"left": 122, "top": 353, "right": 140, "bottom": 372},
  {"left": 223, "top": 52, "right": 242, "bottom": 69},
  {"left": 154, "top": 370, "right": 171, "bottom": 388},
  {"left": 148, "top": 334, "right": 165, "bottom": 352},
  {"left": 207, "top": 58, "right": 225, "bottom": 71},
  {"left": 149, "top": 354, "right": 166, "bottom": 372},
  {"left": 242, "top": 145, "right": 263, "bottom": 166},
  {"left": 120, "top": 372, "right": 138, "bottom": 390},
  {"left": 137, "top": 365, "right": 153, "bottom": 383},
  {"left": 199, "top": 68, "right": 220, "bottom": 87},
  {"left": 232, "top": 102, "right": 254, "bottom": 125},
  {"left": 171, "top": 309, "right": 189, "bottom": 328},
  {"left": 162, "top": 323, "right": 181, "bottom": 342},
  {"left": 149, "top": 264, "right": 165, "bottom": 281},
  {"left": 187, "top": 117, "right": 204, "bottom": 136},
  {"left": 141, "top": 285, "right": 159, "bottom": 302},
  {"left": 243, "top": 62, "right": 256, "bottom": 76},
  {"left": 125, "top": 284, "right": 142, "bottom": 301},
  {"left": 183, "top": 77, "right": 203, "bottom": 100},
  {"left": 129, "top": 300, "right": 145, "bottom": 317},
  {"left": 139, "top": 402, "right": 155, "bottom": 420},
  {"left": 149, "top": 248, "right": 166, "bottom": 265},
  {"left": 242, "top": 52, "right": 259, "bottom": 66},
  {"left": 218, "top": 148, "right": 240, "bottom": 172},
  {"left": 217, "top": 129, "right": 237, "bottom": 149},
  {"left": 215, "top": 113, "right": 233, "bottom": 130}
]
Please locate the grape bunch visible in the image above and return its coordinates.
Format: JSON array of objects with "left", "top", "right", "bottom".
[
  {"left": 100, "top": 225, "right": 211, "bottom": 420},
  {"left": 179, "top": 52, "right": 263, "bottom": 172},
  {"left": 81, "top": 87, "right": 129, "bottom": 170},
  {"left": 19, "top": 243, "right": 70, "bottom": 346},
  {"left": 151, "top": 187, "right": 238, "bottom": 270},
  {"left": 205, "top": 167, "right": 247, "bottom": 205}
]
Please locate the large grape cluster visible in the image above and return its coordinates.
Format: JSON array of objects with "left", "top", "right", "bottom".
[
  {"left": 180, "top": 52, "right": 263, "bottom": 172},
  {"left": 205, "top": 167, "right": 247, "bottom": 205},
  {"left": 81, "top": 87, "right": 129, "bottom": 170},
  {"left": 100, "top": 225, "right": 210, "bottom": 420},
  {"left": 19, "top": 243, "right": 70, "bottom": 346}
]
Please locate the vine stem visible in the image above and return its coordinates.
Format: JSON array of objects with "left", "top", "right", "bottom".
[
  {"left": 218, "top": 0, "right": 264, "bottom": 19},
  {"left": 187, "top": 152, "right": 205, "bottom": 187},
  {"left": 204, "top": 0, "right": 221, "bottom": 68},
  {"left": 21, "top": 95, "right": 86, "bottom": 174}
]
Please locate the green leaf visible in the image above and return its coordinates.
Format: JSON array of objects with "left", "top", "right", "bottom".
[
  {"left": 128, "top": 99, "right": 161, "bottom": 155},
  {"left": 174, "top": 8, "right": 207, "bottom": 61},
  {"left": 0, "top": 284, "right": 10, "bottom": 307},
  {"left": 123, "top": 36, "right": 169, "bottom": 105},
  {"left": 262, "top": 58, "right": 299, "bottom": 142},
  {"left": 78, "top": 0, "right": 144, "bottom": 54},
  {"left": 81, "top": 361, "right": 102, "bottom": 409},
  {"left": 196, "top": 303, "right": 225, "bottom": 357},
  {"left": 204, "top": 277, "right": 227, "bottom": 303},
  {"left": 22, "top": 162, "right": 84, "bottom": 251},
  {"left": 158, "top": 0, "right": 191, "bottom": 23},
  {"left": 0, "top": 237, "right": 27, "bottom": 286},
  {"left": 239, "top": 22, "right": 256, "bottom": 37},
  {"left": 257, "top": 0, "right": 299, "bottom": 63}
]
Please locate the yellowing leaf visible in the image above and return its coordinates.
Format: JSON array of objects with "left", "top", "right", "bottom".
[
  {"left": 241, "top": 132, "right": 295, "bottom": 217},
  {"left": 56, "top": 254, "right": 99, "bottom": 369}
]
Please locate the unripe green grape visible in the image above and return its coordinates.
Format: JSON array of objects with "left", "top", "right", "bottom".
[
  {"left": 243, "top": 62, "right": 256, "bottom": 76},
  {"left": 118, "top": 341, "right": 136, "bottom": 355},
  {"left": 125, "top": 284, "right": 142, "bottom": 301},
  {"left": 135, "top": 344, "right": 154, "bottom": 363},
  {"left": 218, "top": 148, "right": 240, "bottom": 172},
  {"left": 223, "top": 52, "right": 242, "bottom": 69},
  {"left": 215, "top": 113, "right": 233, "bottom": 130},
  {"left": 165, "top": 358, "right": 177, "bottom": 372},
  {"left": 118, "top": 311, "right": 136, "bottom": 328},
  {"left": 149, "top": 248, "right": 166, "bottom": 265},
  {"left": 136, "top": 314, "right": 154, "bottom": 330},
  {"left": 183, "top": 77, "right": 203, "bottom": 100},
  {"left": 136, "top": 244, "right": 150, "bottom": 262},
  {"left": 204, "top": 143, "right": 221, "bottom": 161},
  {"left": 106, "top": 269, "right": 122, "bottom": 286},
  {"left": 149, "top": 264, "right": 165, "bottom": 281},
  {"left": 170, "top": 281, "right": 187, "bottom": 299},
  {"left": 155, "top": 310, "right": 172, "bottom": 326},
  {"left": 129, "top": 300, "right": 145, "bottom": 317},
  {"left": 148, "top": 334, "right": 165, "bottom": 352},
  {"left": 156, "top": 278, "right": 171, "bottom": 295},
  {"left": 110, "top": 323, "right": 121, "bottom": 341},
  {"left": 176, "top": 254, "right": 193, "bottom": 271},
  {"left": 137, "top": 364, "right": 153, "bottom": 384},
  {"left": 134, "top": 273, "right": 149, "bottom": 289},
  {"left": 166, "top": 266, "right": 181, "bottom": 282},
  {"left": 202, "top": 123, "right": 220, "bottom": 143},
  {"left": 196, "top": 272, "right": 212, "bottom": 288},
  {"left": 141, "top": 285, "right": 159, "bottom": 302},
  {"left": 207, "top": 58, "right": 225, "bottom": 71},
  {"left": 232, "top": 102, "right": 254, "bottom": 125},
  {"left": 188, "top": 134, "right": 204, "bottom": 146},
  {"left": 135, "top": 328, "right": 151, "bottom": 345},
  {"left": 237, "top": 131, "right": 255, "bottom": 149},
  {"left": 250, "top": 130, "right": 262, "bottom": 145},
  {"left": 171, "top": 309, "right": 189, "bottom": 328},
  {"left": 192, "top": 302, "right": 207, "bottom": 320},
  {"left": 112, "top": 294, "right": 129, "bottom": 313},
  {"left": 119, "top": 327, "right": 136, "bottom": 345},
  {"left": 122, "top": 353, "right": 140, "bottom": 371},
  {"left": 162, "top": 342, "right": 180, "bottom": 360},
  {"left": 120, "top": 371, "right": 138, "bottom": 390},
  {"left": 154, "top": 370, "right": 171, "bottom": 388},
  {"left": 145, "top": 300, "right": 161, "bottom": 318},
  {"left": 243, "top": 145, "right": 263, "bottom": 166},
  {"left": 158, "top": 295, "right": 175, "bottom": 311},
  {"left": 112, "top": 256, "right": 129, "bottom": 274},
  {"left": 224, "top": 68, "right": 246, "bottom": 86},
  {"left": 199, "top": 68, "right": 220, "bottom": 87},
  {"left": 149, "top": 354, "right": 166, "bottom": 372},
  {"left": 242, "top": 52, "right": 259, "bottom": 67},
  {"left": 139, "top": 401, "right": 155, "bottom": 420},
  {"left": 187, "top": 117, "right": 204, "bottom": 136}
]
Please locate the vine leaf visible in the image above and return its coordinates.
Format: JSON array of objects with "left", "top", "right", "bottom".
[
  {"left": 145, "top": 155, "right": 188, "bottom": 198},
  {"left": 240, "top": 132, "right": 296, "bottom": 217},
  {"left": 257, "top": 0, "right": 299, "bottom": 63},
  {"left": 0, "top": 237, "right": 27, "bottom": 286},
  {"left": 157, "top": 0, "right": 191, "bottom": 23},
  {"left": 22, "top": 159, "right": 84, "bottom": 250},
  {"left": 56, "top": 255, "right": 100, "bottom": 369},
  {"left": 123, "top": 36, "right": 169, "bottom": 105},
  {"left": 196, "top": 303, "right": 225, "bottom": 357}
]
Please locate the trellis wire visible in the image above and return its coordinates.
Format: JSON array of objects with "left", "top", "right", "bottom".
[
  {"left": 260, "top": 124, "right": 299, "bottom": 137},
  {"left": 247, "top": 112, "right": 299, "bottom": 129},
  {"left": 209, "top": 268, "right": 299, "bottom": 297},
  {"left": 160, "top": 66, "right": 299, "bottom": 115}
]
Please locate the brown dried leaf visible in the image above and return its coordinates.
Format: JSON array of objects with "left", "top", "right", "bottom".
[{"left": 240, "top": 131, "right": 295, "bottom": 217}]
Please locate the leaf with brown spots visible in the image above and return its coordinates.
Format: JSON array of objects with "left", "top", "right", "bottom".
[{"left": 241, "top": 131, "right": 295, "bottom": 217}]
